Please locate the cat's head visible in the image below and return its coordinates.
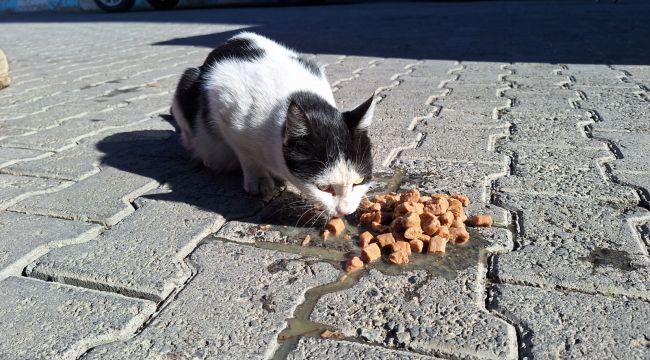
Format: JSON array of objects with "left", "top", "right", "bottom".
[{"left": 283, "top": 91, "right": 375, "bottom": 218}]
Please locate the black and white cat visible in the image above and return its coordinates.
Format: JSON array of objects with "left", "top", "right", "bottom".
[{"left": 171, "top": 32, "right": 375, "bottom": 217}]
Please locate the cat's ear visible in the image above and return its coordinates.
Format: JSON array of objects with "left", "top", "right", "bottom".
[
  {"left": 344, "top": 93, "right": 375, "bottom": 131},
  {"left": 283, "top": 100, "right": 310, "bottom": 145}
]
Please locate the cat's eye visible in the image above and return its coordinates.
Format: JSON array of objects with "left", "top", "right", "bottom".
[
  {"left": 317, "top": 184, "right": 335, "bottom": 194},
  {"left": 353, "top": 176, "right": 365, "bottom": 185}
]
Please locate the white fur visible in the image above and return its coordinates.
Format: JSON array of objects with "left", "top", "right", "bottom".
[{"left": 173, "top": 32, "right": 370, "bottom": 216}]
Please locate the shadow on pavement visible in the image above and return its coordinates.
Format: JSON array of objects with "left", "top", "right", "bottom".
[{"left": 2, "top": 1, "right": 649, "bottom": 64}]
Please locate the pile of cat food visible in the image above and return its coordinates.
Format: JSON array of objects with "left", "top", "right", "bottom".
[{"left": 322, "top": 188, "right": 492, "bottom": 272}]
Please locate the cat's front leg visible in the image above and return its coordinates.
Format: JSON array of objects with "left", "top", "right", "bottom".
[{"left": 238, "top": 156, "right": 276, "bottom": 197}]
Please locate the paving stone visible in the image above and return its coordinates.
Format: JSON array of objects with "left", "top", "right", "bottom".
[
  {"left": 9, "top": 165, "right": 165, "bottom": 225},
  {"left": 3, "top": 119, "right": 178, "bottom": 180},
  {"left": 84, "top": 241, "right": 339, "bottom": 359},
  {"left": 504, "top": 88, "right": 579, "bottom": 111},
  {"left": 592, "top": 128, "right": 650, "bottom": 173},
  {"left": 27, "top": 175, "right": 264, "bottom": 301},
  {"left": 612, "top": 171, "right": 650, "bottom": 201},
  {"left": 0, "top": 147, "right": 49, "bottom": 168},
  {"left": 402, "top": 124, "right": 509, "bottom": 165},
  {"left": 504, "top": 75, "right": 571, "bottom": 89},
  {"left": 0, "top": 212, "right": 101, "bottom": 280},
  {"left": 507, "top": 63, "right": 562, "bottom": 77},
  {"left": 492, "top": 192, "right": 650, "bottom": 299},
  {"left": 505, "top": 119, "right": 601, "bottom": 149},
  {"left": 0, "top": 173, "right": 69, "bottom": 210},
  {"left": 496, "top": 146, "right": 637, "bottom": 205},
  {"left": 0, "top": 276, "right": 155, "bottom": 360},
  {"left": 310, "top": 269, "right": 517, "bottom": 359},
  {"left": 288, "top": 337, "right": 439, "bottom": 359},
  {"left": 325, "top": 56, "right": 378, "bottom": 85},
  {"left": 578, "top": 88, "right": 650, "bottom": 131},
  {"left": 489, "top": 284, "right": 650, "bottom": 359}
]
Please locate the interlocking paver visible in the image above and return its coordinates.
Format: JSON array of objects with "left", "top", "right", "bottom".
[
  {"left": 84, "top": 241, "right": 339, "bottom": 359},
  {"left": 489, "top": 284, "right": 650, "bottom": 359},
  {"left": 310, "top": 269, "right": 517, "bottom": 359},
  {"left": 0, "top": 173, "right": 70, "bottom": 210},
  {"left": 288, "top": 337, "right": 440, "bottom": 359},
  {"left": 0, "top": 211, "right": 101, "bottom": 280},
  {"left": 0, "top": 276, "right": 155, "bottom": 360}
]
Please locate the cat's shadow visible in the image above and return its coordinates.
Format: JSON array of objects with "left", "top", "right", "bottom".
[{"left": 95, "top": 117, "right": 321, "bottom": 228}]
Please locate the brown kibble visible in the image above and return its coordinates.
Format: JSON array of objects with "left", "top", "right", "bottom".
[
  {"left": 400, "top": 188, "right": 421, "bottom": 203},
  {"left": 392, "top": 231, "right": 408, "bottom": 243},
  {"left": 404, "top": 226, "right": 423, "bottom": 240},
  {"left": 371, "top": 211, "right": 382, "bottom": 224},
  {"left": 360, "top": 197, "right": 373, "bottom": 210},
  {"left": 322, "top": 229, "right": 330, "bottom": 241},
  {"left": 376, "top": 233, "right": 396, "bottom": 248},
  {"left": 326, "top": 217, "right": 345, "bottom": 236},
  {"left": 371, "top": 203, "right": 382, "bottom": 211},
  {"left": 428, "top": 235, "right": 448, "bottom": 253},
  {"left": 393, "top": 201, "right": 423, "bottom": 217},
  {"left": 470, "top": 214, "right": 493, "bottom": 227},
  {"left": 259, "top": 224, "right": 271, "bottom": 231},
  {"left": 358, "top": 231, "right": 374, "bottom": 248},
  {"left": 451, "top": 218, "right": 466, "bottom": 229},
  {"left": 371, "top": 221, "right": 389, "bottom": 233},
  {"left": 389, "top": 217, "right": 404, "bottom": 233},
  {"left": 361, "top": 243, "right": 381, "bottom": 262},
  {"left": 451, "top": 193, "right": 470, "bottom": 207},
  {"left": 425, "top": 198, "right": 449, "bottom": 215},
  {"left": 450, "top": 227, "right": 470, "bottom": 244},
  {"left": 417, "top": 233, "right": 431, "bottom": 245},
  {"left": 431, "top": 193, "right": 449, "bottom": 200},
  {"left": 409, "top": 239, "right": 424, "bottom": 253},
  {"left": 436, "top": 225, "right": 450, "bottom": 240},
  {"left": 401, "top": 211, "right": 421, "bottom": 228},
  {"left": 419, "top": 195, "right": 431, "bottom": 203},
  {"left": 345, "top": 256, "right": 364, "bottom": 272},
  {"left": 389, "top": 241, "right": 412, "bottom": 255},
  {"left": 359, "top": 212, "right": 373, "bottom": 224},
  {"left": 387, "top": 250, "right": 410, "bottom": 265},
  {"left": 301, "top": 234, "right": 311, "bottom": 246},
  {"left": 421, "top": 216, "right": 440, "bottom": 236},
  {"left": 419, "top": 211, "right": 436, "bottom": 224},
  {"left": 321, "top": 329, "right": 345, "bottom": 340},
  {"left": 374, "top": 194, "right": 386, "bottom": 204},
  {"left": 343, "top": 234, "right": 352, "bottom": 241},
  {"left": 447, "top": 197, "right": 463, "bottom": 209},
  {"left": 439, "top": 211, "right": 454, "bottom": 226}
]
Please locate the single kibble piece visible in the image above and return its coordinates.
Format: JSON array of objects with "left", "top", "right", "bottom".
[
  {"left": 409, "top": 239, "right": 424, "bottom": 253},
  {"left": 425, "top": 198, "right": 449, "bottom": 215},
  {"left": 419, "top": 195, "right": 432, "bottom": 203},
  {"left": 404, "top": 226, "right": 423, "bottom": 240},
  {"left": 322, "top": 229, "right": 330, "bottom": 241},
  {"left": 451, "top": 193, "right": 470, "bottom": 207},
  {"left": 389, "top": 241, "right": 412, "bottom": 255},
  {"left": 326, "top": 217, "right": 346, "bottom": 236},
  {"left": 428, "top": 235, "right": 448, "bottom": 253},
  {"left": 371, "top": 221, "right": 389, "bottom": 233},
  {"left": 359, "top": 212, "right": 373, "bottom": 224},
  {"left": 449, "top": 204, "right": 464, "bottom": 219},
  {"left": 400, "top": 188, "right": 421, "bottom": 203},
  {"left": 431, "top": 193, "right": 449, "bottom": 200},
  {"left": 448, "top": 198, "right": 463, "bottom": 209},
  {"left": 358, "top": 231, "right": 374, "bottom": 248},
  {"left": 451, "top": 218, "right": 466, "bottom": 229},
  {"left": 388, "top": 250, "right": 410, "bottom": 265},
  {"left": 450, "top": 227, "right": 470, "bottom": 244},
  {"left": 345, "top": 256, "right": 364, "bottom": 272},
  {"left": 301, "top": 234, "right": 311, "bottom": 246},
  {"left": 418, "top": 233, "right": 431, "bottom": 243},
  {"left": 389, "top": 217, "right": 404, "bottom": 233},
  {"left": 421, "top": 217, "right": 440, "bottom": 236},
  {"left": 376, "top": 233, "right": 396, "bottom": 248},
  {"left": 436, "top": 225, "right": 450, "bottom": 240},
  {"left": 371, "top": 203, "right": 382, "bottom": 212},
  {"left": 439, "top": 211, "right": 454, "bottom": 226},
  {"left": 361, "top": 243, "right": 381, "bottom": 263},
  {"left": 470, "top": 214, "right": 493, "bottom": 227},
  {"left": 401, "top": 211, "right": 421, "bottom": 228},
  {"left": 360, "top": 198, "right": 373, "bottom": 210}
]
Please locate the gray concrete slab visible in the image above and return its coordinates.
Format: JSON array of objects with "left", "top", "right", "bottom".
[
  {"left": 0, "top": 276, "right": 155, "bottom": 360},
  {"left": 84, "top": 241, "right": 339, "bottom": 359}
]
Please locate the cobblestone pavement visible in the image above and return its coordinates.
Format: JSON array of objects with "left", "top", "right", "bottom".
[{"left": 1, "top": 1, "right": 650, "bottom": 359}]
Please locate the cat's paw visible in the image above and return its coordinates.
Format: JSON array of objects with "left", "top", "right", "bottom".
[{"left": 244, "top": 177, "right": 276, "bottom": 197}]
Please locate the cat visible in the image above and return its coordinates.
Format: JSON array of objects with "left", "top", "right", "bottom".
[{"left": 171, "top": 32, "right": 375, "bottom": 217}]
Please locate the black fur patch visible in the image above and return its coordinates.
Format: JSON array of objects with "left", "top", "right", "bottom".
[
  {"left": 283, "top": 91, "right": 373, "bottom": 184},
  {"left": 173, "top": 67, "right": 201, "bottom": 131},
  {"left": 294, "top": 56, "right": 322, "bottom": 77},
  {"left": 202, "top": 37, "right": 265, "bottom": 68}
]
